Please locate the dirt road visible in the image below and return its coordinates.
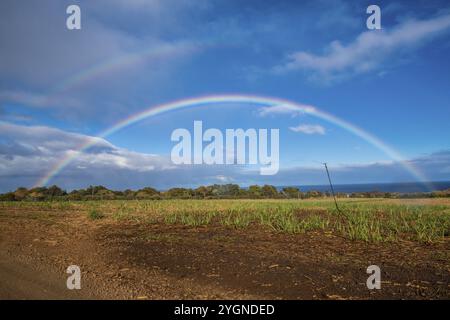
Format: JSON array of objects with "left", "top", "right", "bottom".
[{"left": 0, "top": 250, "right": 94, "bottom": 299}]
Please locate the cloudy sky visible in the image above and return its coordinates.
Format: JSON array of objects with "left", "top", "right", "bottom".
[{"left": 1, "top": 0, "right": 450, "bottom": 192}]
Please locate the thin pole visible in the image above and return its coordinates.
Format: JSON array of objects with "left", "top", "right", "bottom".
[{"left": 323, "top": 163, "right": 340, "bottom": 213}]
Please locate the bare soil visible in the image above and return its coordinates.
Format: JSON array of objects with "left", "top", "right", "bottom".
[{"left": 0, "top": 207, "right": 449, "bottom": 299}]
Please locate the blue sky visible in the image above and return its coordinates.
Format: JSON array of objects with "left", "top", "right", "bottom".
[{"left": 1, "top": 0, "right": 450, "bottom": 191}]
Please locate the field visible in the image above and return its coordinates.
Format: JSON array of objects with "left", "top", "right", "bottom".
[{"left": 1, "top": 198, "right": 449, "bottom": 299}]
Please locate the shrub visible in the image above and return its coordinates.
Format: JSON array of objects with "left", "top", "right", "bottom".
[{"left": 88, "top": 209, "right": 104, "bottom": 220}]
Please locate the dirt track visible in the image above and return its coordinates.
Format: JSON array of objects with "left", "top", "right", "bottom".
[
  {"left": 0, "top": 251, "right": 95, "bottom": 299},
  {"left": 0, "top": 207, "right": 449, "bottom": 300}
]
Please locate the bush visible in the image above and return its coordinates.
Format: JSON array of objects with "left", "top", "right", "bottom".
[{"left": 88, "top": 209, "right": 104, "bottom": 220}]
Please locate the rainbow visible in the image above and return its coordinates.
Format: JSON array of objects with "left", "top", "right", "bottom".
[
  {"left": 36, "top": 43, "right": 196, "bottom": 107},
  {"left": 34, "top": 94, "right": 432, "bottom": 189}
]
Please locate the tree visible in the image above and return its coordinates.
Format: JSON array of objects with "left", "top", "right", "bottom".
[
  {"left": 166, "top": 188, "right": 193, "bottom": 199},
  {"left": 305, "top": 190, "right": 323, "bottom": 198},
  {"left": 261, "top": 185, "right": 279, "bottom": 198},
  {"left": 282, "top": 187, "right": 302, "bottom": 199},
  {"left": 0, "top": 192, "right": 15, "bottom": 201},
  {"left": 27, "top": 188, "right": 47, "bottom": 201},
  {"left": 123, "top": 189, "right": 136, "bottom": 200},
  {"left": 13, "top": 187, "right": 28, "bottom": 201},
  {"left": 47, "top": 185, "right": 66, "bottom": 197},
  {"left": 96, "top": 188, "right": 115, "bottom": 200},
  {"left": 194, "top": 186, "right": 210, "bottom": 198},
  {"left": 210, "top": 184, "right": 241, "bottom": 198},
  {"left": 136, "top": 187, "right": 160, "bottom": 199},
  {"left": 248, "top": 185, "right": 262, "bottom": 198}
]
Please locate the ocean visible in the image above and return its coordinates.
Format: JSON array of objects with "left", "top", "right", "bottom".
[{"left": 280, "top": 181, "right": 450, "bottom": 194}]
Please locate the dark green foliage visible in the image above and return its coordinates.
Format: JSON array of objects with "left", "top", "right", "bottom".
[
  {"left": 281, "top": 187, "right": 303, "bottom": 198},
  {"left": 1, "top": 185, "right": 448, "bottom": 202}
]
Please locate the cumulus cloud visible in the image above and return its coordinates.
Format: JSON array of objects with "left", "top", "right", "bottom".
[
  {"left": 257, "top": 105, "right": 326, "bottom": 135},
  {"left": 289, "top": 124, "right": 326, "bottom": 135},
  {"left": 274, "top": 12, "right": 450, "bottom": 81},
  {"left": 0, "top": 121, "right": 172, "bottom": 189}
]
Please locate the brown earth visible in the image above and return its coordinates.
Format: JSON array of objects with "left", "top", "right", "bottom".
[{"left": 0, "top": 207, "right": 449, "bottom": 300}]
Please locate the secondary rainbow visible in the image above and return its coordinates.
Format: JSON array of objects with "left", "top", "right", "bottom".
[
  {"left": 34, "top": 94, "right": 431, "bottom": 189},
  {"left": 31, "top": 43, "right": 195, "bottom": 108}
]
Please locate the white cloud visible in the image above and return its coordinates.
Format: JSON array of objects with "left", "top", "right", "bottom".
[
  {"left": 0, "top": 121, "right": 171, "bottom": 181},
  {"left": 257, "top": 104, "right": 316, "bottom": 117},
  {"left": 289, "top": 124, "right": 326, "bottom": 135},
  {"left": 274, "top": 13, "right": 450, "bottom": 81},
  {"left": 215, "top": 175, "right": 232, "bottom": 183}
]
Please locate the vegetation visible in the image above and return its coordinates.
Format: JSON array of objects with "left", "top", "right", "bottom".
[
  {"left": 87, "top": 208, "right": 104, "bottom": 220},
  {"left": 1, "top": 183, "right": 449, "bottom": 243},
  {"left": 2, "top": 198, "right": 448, "bottom": 243},
  {"left": 1, "top": 184, "right": 449, "bottom": 202}
]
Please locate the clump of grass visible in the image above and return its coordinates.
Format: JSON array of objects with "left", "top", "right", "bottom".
[
  {"left": 268, "top": 213, "right": 329, "bottom": 233},
  {"left": 333, "top": 203, "right": 450, "bottom": 243},
  {"left": 88, "top": 209, "right": 104, "bottom": 220},
  {"left": 221, "top": 210, "right": 253, "bottom": 228},
  {"left": 164, "top": 209, "right": 217, "bottom": 226},
  {"left": 111, "top": 207, "right": 129, "bottom": 221},
  {"left": 335, "top": 211, "right": 384, "bottom": 242}
]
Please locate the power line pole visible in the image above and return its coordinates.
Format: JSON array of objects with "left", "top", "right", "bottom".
[{"left": 323, "top": 162, "right": 341, "bottom": 213}]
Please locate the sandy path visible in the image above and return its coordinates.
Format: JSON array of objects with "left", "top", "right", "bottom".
[{"left": 0, "top": 250, "right": 93, "bottom": 299}]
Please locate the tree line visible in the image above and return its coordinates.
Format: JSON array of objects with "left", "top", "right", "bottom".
[{"left": 1, "top": 184, "right": 449, "bottom": 201}]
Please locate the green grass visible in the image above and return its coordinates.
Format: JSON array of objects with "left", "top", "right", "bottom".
[
  {"left": 87, "top": 208, "right": 104, "bottom": 220},
  {"left": 2, "top": 198, "right": 449, "bottom": 243}
]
